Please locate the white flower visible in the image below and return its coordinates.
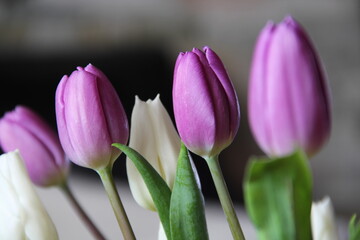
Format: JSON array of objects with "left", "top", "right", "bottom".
[
  {"left": 126, "top": 95, "right": 180, "bottom": 211},
  {"left": 311, "top": 196, "right": 339, "bottom": 240},
  {"left": 0, "top": 151, "right": 58, "bottom": 240}
]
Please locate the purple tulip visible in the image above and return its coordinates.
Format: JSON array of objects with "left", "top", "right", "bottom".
[
  {"left": 0, "top": 106, "right": 69, "bottom": 187},
  {"left": 55, "top": 64, "right": 129, "bottom": 169},
  {"left": 248, "top": 16, "right": 331, "bottom": 157},
  {"left": 173, "top": 46, "right": 240, "bottom": 158}
]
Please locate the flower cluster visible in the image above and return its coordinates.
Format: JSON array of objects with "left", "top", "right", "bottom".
[{"left": 0, "top": 16, "right": 354, "bottom": 240}]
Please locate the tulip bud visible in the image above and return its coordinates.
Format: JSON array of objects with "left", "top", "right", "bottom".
[
  {"left": 248, "top": 16, "right": 331, "bottom": 157},
  {"left": 311, "top": 196, "right": 339, "bottom": 240},
  {"left": 127, "top": 95, "right": 179, "bottom": 211},
  {"left": 172, "top": 46, "right": 240, "bottom": 158},
  {"left": 0, "top": 106, "right": 69, "bottom": 187},
  {"left": 0, "top": 151, "right": 58, "bottom": 240},
  {"left": 55, "top": 64, "right": 129, "bottom": 170}
]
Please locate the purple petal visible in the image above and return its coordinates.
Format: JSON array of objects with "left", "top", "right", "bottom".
[{"left": 173, "top": 52, "right": 216, "bottom": 155}]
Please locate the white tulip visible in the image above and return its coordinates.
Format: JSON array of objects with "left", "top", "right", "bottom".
[
  {"left": 311, "top": 196, "right": 338, "bottom": 240},
  {"left": 0, "top": 150, "right": 58, "bottom": 240},
  {"left": 127, "top": 95, "right": 180, "bottom": 211}
]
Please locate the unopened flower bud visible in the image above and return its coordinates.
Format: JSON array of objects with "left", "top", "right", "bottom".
[
  {"left": 248, "top": 16, "right": 331, "bottom": 157},
  {"left": 0, "top": 106, "right": 69, "bottom": 187},
  {"left": 311, "top": 196, "right": 338, "bottom": 240},
  {"left": 173, "top": 47, "right": 240, "bottom": 158},
  {"left": 55, "top": 64, "right": 129, "bottom": 169},
  {"left": 0, "top": 151, "right": 58, "bottom": 240},
  {"left": 127, "top": 95, "right": 179, "bottom": 211}
]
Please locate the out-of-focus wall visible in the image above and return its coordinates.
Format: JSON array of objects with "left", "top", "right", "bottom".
[{"left": 1, "top": 0, "right": 359, "bottom": 215}]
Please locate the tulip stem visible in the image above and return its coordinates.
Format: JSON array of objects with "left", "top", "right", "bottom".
[
  {"left": 97, "top": 167, "right": 136, "bottom": 240},
  {"left": 206, "top": 155, "right": 246, "bottom": 240},
  {"left": 60, "top": 182, "right": 106, "bottom": 240}
]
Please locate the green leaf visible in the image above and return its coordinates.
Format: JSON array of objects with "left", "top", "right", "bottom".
[
  {"left": 243, "top": 150, "right": 312, "bottom": 240},
  {"left": 349, "top": 214, "right": 360, "bottom": 240},
  {"left": 170, "top": 143, "right": 209, "bottom": 240},
  {"left": 112, "top": 143, "right": 172, "bottom": 240}
]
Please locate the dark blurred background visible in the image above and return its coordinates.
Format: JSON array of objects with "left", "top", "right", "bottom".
[{"left": 0, "top": 0, "right": 359, "bottom": 216}]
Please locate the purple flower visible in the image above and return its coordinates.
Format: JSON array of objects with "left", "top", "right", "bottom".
[
  {"left": 173, "top": 47, "right": 240, "bottom": 158},
  {"left": 248, "top": 16, "right": 331, "bottom": 157},
  {"left": 0, "top": 106, "right": 69, "bottom": 187},
  {"left": 55, "top": 64, "right": 129, "bottom": 169}
]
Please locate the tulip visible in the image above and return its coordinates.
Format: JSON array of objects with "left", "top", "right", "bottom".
[
  {"left": 126, "top": 95, "right": 181, "bottom": 240},
  {"left": 0, "top": 106, "right": 69, "bottom": 187},
  {"left": 173, "top": 47, "right": 245, "bottom": 239},
  {"left": 172, "top": 46, "right": 240, "bottom": 158},
  {"left": 55, "top": 64, "right": 129, "bottom": 170},
  {"left": 248, "top": 16, "right": 331, "bottom": 157},
  {"left": 127, "top": 95, "right": 179, "bottom": 211},
  {"left": 0, "top": 107, "right": 106, "bottom": 240},
  {"left": 0, "top": 151, "right": 58, "bottom": 240},
  {"left": 311, "top": 196, "right": 339, "bottom": 240},
  {"left": 56, "top": 64, "right": 135, "bottom": 239}
]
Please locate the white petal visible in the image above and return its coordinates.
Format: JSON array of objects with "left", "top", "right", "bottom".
[
  {"left": 311, "top": 196, "right": 338, "bottom": 240},
  {"left": 158, "top": 222, "right": 167, "bottom": 240},
  {"left": 147, "top": 94, "right": 180, "bottom": 189},
  {"left": 127, "top": 96, "right": 159, "bottom": 211},
  {"left": 0, "top": 151, "right": 58, "bottom": 240},
  {"left": 127, "top": 95, "right": 202, "bottom": 212}
]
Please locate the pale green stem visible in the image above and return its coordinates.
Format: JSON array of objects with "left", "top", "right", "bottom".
[
  {"left": 60, "top": 182, "right": 106, "bottom": 240},
  {"left": 206, "top": 155, "right": 245, "bottom": 240},
  {"left": 97, "top": 166, "right": 136, "bottom": 240}
]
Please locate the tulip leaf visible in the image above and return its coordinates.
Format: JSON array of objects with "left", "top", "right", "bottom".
[
  {"left": 349, "top": 214, "right": 360, "bottom": 240},
  {"left": 112, "top": 143, "right": 172, "bottom": 240},
  {"left": 243, "top": 149, "right": 312, "bottom": 240},
  {"left": 170, "top": 143, "right": 209, "bottom": 240}
]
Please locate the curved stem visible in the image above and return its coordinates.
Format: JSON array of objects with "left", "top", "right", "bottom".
[
  {"left": 97, "top": 166, "right": 136, "bottom": 240},
  {"left": 206, "top": 155, "right": 245, "bottom": 240},
  {"left": 60, "top": 182, "right": 106, "bottom": 240}
]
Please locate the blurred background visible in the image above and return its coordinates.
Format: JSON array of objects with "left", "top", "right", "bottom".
[{"left": 0, "top": 0, "right": 359, "bottom": 238}]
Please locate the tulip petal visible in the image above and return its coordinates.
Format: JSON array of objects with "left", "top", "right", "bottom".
[
  {"left": 248, "top": 21, "right": 277, "bottom": 155},
  {"left": 311, "top": 197, "right": 339, "bottom": 240},
  {"left": 0, "top": 106, "right": 68, "bottom": 187},
  {"left": 56, "top": 65, "right": 128, "bottom": 169},
  {"left": 8, "top": 107, "right": 64, "bottom": 168},
  {"left": 127, "top": 95, "right": 180, "bottom": 211},
  {"left": 0, "top": 120, "right": 63, "bottom": 186},
  {"left": 204, "top": 46, "right": 240, "bottom": 139},
  {"left": 0, "top": 151, "right": 58, "bottom": 240},
  {"left": 127, "top": 96, "right": 159, "bottom": 211},
  {"left": 147, "top": 95, "right": 180, "bottom": 188},
  {"left": 248, "top": 17, "right": 330, "bottom": 157},
  {"left": 192, "top": 48, "right": 232, "bottom": 149},
  {"left": 173, "top": 47, "right": 240, "bottom": 158},
  {"left": 85, "top": 64, "right": 129, "bottom": 156},
  {"left": 66, "top": 70, "right": 112, "bottom": 168},
  {"left": 55, "top": 75, "right": 80, "bottom": 165},
  {"left": 158, "top": 223, "right": 167, "bottom": 240},
  {"left": 173, "top": 52, "right": 217, "bottom": 156}
]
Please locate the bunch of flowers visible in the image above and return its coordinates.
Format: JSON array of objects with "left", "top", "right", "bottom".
[{"left": 0, "top": 16, "right": 359, "bottom": 240}]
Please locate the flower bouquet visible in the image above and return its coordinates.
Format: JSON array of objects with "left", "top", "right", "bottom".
[{"left": 0, "top": 16, "right": 359, "bottom": 240}]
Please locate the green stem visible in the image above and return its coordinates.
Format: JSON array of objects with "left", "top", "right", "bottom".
[
  {"left": 97, "top": 167, "right": 136, "bottom": 240},
  {"left": 206, "top": 155, "right": 245, "bottom": 240},
  {"left": 60, "top": 182, "right": 106, "bottom": 240}
]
